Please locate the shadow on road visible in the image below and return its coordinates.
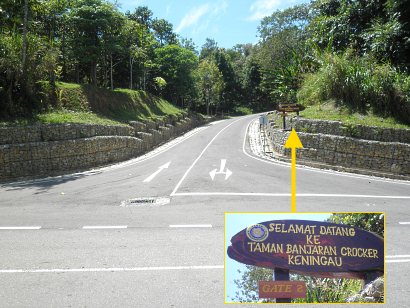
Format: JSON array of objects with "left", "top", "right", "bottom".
[{"left": 0, "top": 171, "right": 101, "bottom": 194}]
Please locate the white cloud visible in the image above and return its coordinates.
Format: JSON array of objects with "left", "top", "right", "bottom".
[
  {"left": 176, "top": 1, "right": 228, "bottom": 33},
  {"left": 165, "top": 5, "right": 172, "bottom": 18},
  {"left": 248, "top": 0, "right": 281, "bottom": 21},
  {"left": 212, "top": 0, "right": 228, "bottom": 14},
  {"left": 176, "top": 4, "right": 211, "bottom": 33}
]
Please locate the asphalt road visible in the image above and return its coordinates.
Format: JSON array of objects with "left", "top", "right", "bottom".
[{"left": 0, "top": 115, "right": 409, "bottom": 307}]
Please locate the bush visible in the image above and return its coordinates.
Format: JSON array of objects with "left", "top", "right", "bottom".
[
  {"left": 0, "top": 32, "right": 59, "bottom": 118},
  {"left": 297, "top": 51, "right": 410, "bottom": 124}
]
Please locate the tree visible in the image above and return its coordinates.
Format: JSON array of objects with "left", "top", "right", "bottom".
[
  {"left": 195, "top": 59, "right": 224, "bottom": 115},
  {"left": 154, "top": 44, "right": 198, "bottom": 106},
  {"left": 126, "top": 6, "right": 153, "bottom": 29},
  {"left": 65, "top": 0, "right": 122, "bottom": 86},
  {"left": 327, "top": 213, "right": 384, "bottom": 237},
  {"left": 180, "top": 38, "right": 198, "bottom": 54},
  {"left": 200, "top": 38, "right": 218, "bottom": 59},
  {"left": 255, "top": 3, "right": 313, "bottom": 106},
  {"left": 258, "top": 3, "right": 312, "bottom": 42},
  {"left": 213, "top": 49, "right": 239, "bottom": 111},
  {"left": 308, "top": 0, "right": 410, "bottom": 69},
  {"left": 151, "top": 18, "right": 177, "bottom": 46},
  {"left": 243, "top": 57, "right": 264, "bottom": 110},
  {"left": 120, "top": 19, "right": 155, "bottom": 90},
  {"left": 102, "top": 9, "right": 125, "bottom": 89}
]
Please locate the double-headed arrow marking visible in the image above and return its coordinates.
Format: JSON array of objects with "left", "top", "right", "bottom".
[
  {"left": 210, "top": 159, "right": 232, "bottom": 180},
  {"left": 284, "top": 129, "right": 303, "bottom": 213},
  {"left": 143, "top": 162, "right": 171, "bottom": 183}
]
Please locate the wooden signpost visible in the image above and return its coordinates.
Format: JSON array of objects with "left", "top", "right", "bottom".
[
  {"left": 227, "top": 220, "right": 384, "bottom": 303},
  {"left": 277, "top": 104, "right": 304, "bottom": 113},
  {"left": 277, "top": 103, "right": 305, "bottom": 130}
]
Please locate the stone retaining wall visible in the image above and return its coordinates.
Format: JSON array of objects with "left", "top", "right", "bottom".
[
  {"left": 288, "top": 117, "right": 410, "bottom": 143},
  {"left": 0, "top": 114, "right": 205, "bottom": 182},
  {"left": 266, "top": 113, "right": 410, "bottom": 177}
]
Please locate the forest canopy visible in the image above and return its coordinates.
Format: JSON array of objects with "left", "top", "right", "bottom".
[{"left": 1, "top": 0, "right": 409, "bottom": 123}]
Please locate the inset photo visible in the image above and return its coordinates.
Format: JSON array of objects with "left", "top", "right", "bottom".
[{"left": 224, "top": 212, "right": 385, "bottom": 304}]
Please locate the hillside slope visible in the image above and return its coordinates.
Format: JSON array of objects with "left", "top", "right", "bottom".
[{"left": 2, "top": 83, "right": 186, "bottom": 126}]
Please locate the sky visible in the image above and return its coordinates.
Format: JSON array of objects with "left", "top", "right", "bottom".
[
  {"left": 225, "top": 212, "right": 332, "bottom": 303},
  {"left": 118, "top": 0, "right": 309, "bottom": 50}
]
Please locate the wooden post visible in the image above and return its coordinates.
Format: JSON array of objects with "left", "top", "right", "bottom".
[
  {"left": 274, "top": 268, "right": 291, "bottom": 303},
  {"left": 282, "top": 112, "right": 286, "bottom": 130}
]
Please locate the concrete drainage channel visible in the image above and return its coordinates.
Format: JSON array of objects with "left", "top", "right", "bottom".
[{"left": 120, "top": 197, "right": 171, "bottom": 207}]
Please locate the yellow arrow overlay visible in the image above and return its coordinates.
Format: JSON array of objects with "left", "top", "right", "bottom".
[{"left": 284, "top": 129, "right": 303, "bottom": 213}]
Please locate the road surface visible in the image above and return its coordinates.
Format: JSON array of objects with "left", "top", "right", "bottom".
[{"left": 0, "top": 115, "right": 409, "bottom": 307}]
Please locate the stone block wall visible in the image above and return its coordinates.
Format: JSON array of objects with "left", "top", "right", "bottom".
[
  {"left": 287, "top": 117, "right": 410, "bottom": 143},
  {"left": 0, "top": 114, "right": 205, "bottom": 182},
  {"left": 266, "top": 113, "right": 410, "bottom": 176},
  {"left": 0, "top": 123, "right": 135, "bottom": 145}
]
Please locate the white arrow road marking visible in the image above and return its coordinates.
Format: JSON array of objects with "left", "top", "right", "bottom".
[
  {"left": 209, "top": 159, "right": 232, "bottom": 180},
  {"left": 143, "top": 162, "right": 171, "bottom": 183}
]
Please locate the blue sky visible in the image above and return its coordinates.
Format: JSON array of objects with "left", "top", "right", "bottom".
[
  {"left": 118, "top": 0, "right": 309, "bottom": 49},
  {"left": 225, "top": 213, "right": 331, "bottom": 303}
]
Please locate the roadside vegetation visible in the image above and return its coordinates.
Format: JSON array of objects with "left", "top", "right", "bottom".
[
  {"left": 300, "top": 104, "right": 410, "bottom": 130},
  {"left": 1, "top": 0, "right": 409, "bottom": 127},
  {"left": 0, "top": 82, "right": 184, "bottom": 127}
]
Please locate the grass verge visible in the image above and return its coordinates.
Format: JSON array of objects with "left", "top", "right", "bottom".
[
  {"left": 300, "top": 102, "right": 410, "bottom": 129},
  {"left": 1, "top": 82, "right": 185, "bottom": 127}
]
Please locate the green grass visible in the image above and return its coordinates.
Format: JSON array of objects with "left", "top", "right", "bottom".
[
  {"left": 233, "top": 106, "right": 253, "bottom": 116},
  {"left": 56, "top": 82, "right": 81, "bottom": 89},
  {"left": 300, "top": 102, "right": 410, "bottom": 129},
  {"left": 36, "top": 110, "right": 125, "bottom": 126},
  {"left": 1, "top": 82, "right": 185, "bottom": 126},
  {"left": 0, "top": 110, "right": 125, "bottom": 127}
]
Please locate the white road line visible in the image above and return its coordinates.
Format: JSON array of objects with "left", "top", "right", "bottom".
[
  {"left": 169, "top": 224, "right": 212, "bottom": 228},
  {"left": 82, "top": 226, "right": 128, "bottom": 229},
  {"left": 243, "top": 118, "right": 410, "bottom": 186},
  {"left": 386, "top": 255, "right": 410, "bottom": 258},
  {"left": 172, "top": 192, "right": 410, "bottom": 199},
  {"left": 0, "top": 265, "right": 224, "bottom": 274},
  {"left": 399, "top": 222, "right": 410, "bottom": 225},
  {"left": 386, "top": 259, "right": 410, "bottom": 263},
  {"left": 170, "top": 117, "right": 246, "bottom": 196},
  {"left": 0, "top": 226, "right": 41, "bottom": 230}
]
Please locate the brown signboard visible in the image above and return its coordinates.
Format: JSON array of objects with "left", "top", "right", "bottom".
[
  {"left": 259, "top": 281, "right": 306, "bottom": 299},
  {"left": 277, "top": 104, "right": 305, "bottom": 113},
  {"left": 227, "top": 220, "right": 384, "bottom": 279}
]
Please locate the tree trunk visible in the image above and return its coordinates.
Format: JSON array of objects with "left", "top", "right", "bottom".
[
  {"left": 143, "top": 69, "right": 146, "bottom": 91},
  {"left": 61, "top": 23, "right": 66, "bottom": 78},
  {"left": 21, "top": 0, "right": 29, "bottom": 107},
  {"left": 22, "top": 0, "right": 28, "bottom": 75},
  {"left": 110, "top": 53, "right": 113, "bottom": 90},
  {"left": 129, "top": 55, "right": 133, "bottom": 90},
  {"left": 90, "top": 62, "right": 97, "bottom": 86},
  {"left": 75, "top": 63, "right": 80, "bottom": 84}
]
